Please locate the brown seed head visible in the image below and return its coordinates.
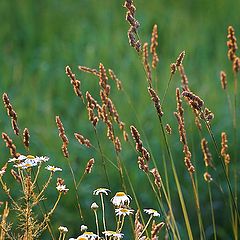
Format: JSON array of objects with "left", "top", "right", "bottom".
[
  {"left": 11, "top": 169, "right": 21, "bottom": 183},
  {"left": 137, "top": 156, "right": 149, "bottom": 172},
  {"left": 99, "top": 63, "right": 108, "bottom": 90},
  {"left": 74, "top": 133, "right": 91, "bottom": 148},
  {"left": 11, "top": 119, "right": 19, "bottom": 136},
  {"left": 182, "top": 90, "right": 204, "bottom": 110},
  {"left": 170, "top": 63, "right": 177, "bottom": 74},
  {"left": 150, "top": 24, "right": 159, "bottom": 68},
  {"left": 201, "top": 138, "right": 213, "bottom": 167},
  {"left": 85, "top": 158, "right": 95, "bottom": 174},
  {"left": 65, "top": 66, "right": 83, "bottom": 99},
  {"left": 109, "top": 69, "right": 122, "bottom": 90},
  {"left": 178, "top": 64, "right": 189, "bottom": 91},
  {"left": 204, "top": 172, "right": 213, "bottom": 182},
  {"left": 2, "top": 132, "right": 17, "bottom": 157},
  {"left": 220, "top": 71, "right": 227, "bottom": 90},
  {"left": 174, "top": 112, "right": 187, "bottom": 145},
  {"left": 233, "top": 57, "right": 240, "bottom": 73},
  {"left": 165, "top": 124, "right": 172, "bottom": 134},
  {"left": 134, "top": 210, "right": 144, "bottom": 239},
  {"left": 148, "top": 87, "right": 163, "bottom": 117},
  {"left": 130, "top": 125, "right": 143, "bottom": 152},
  {"left": 78, "top": 65, "right": 99, "bottom": 77},
  {"left": 23, "top": 128, "right": 30, "bottom": 149},
  {"left": 114, "top": 137, "right": 122, "bottom": 153},
  {"left": 227, "top": 26, "right": 238, "bottom": 61},
  {"left": 176, "top": 51, "right": 185, "bottom": 67},
  {"left": 183, "top": 144, "right": 195, "bottom": 173},
  {"left": 150, "top": 168, "right": 162, "bottom": 189},
  {"left": 151, "top": 221, "right": 165, "bottom": 239}
]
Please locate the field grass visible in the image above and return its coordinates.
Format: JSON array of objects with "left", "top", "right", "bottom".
[{"left": 0, "top": 0, "right": 240, "bottom": 239}]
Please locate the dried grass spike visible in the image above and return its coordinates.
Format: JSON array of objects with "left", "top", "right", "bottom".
[
  {"left": 151, "top": 221, "right": 165, "bottom": 239},
  {"left": 204, "top": 172, "right": 213, "bottom": 182},
  {"left": 170, "top": 63, "right": 177, "bottom": 74},
  {"left": 2, "top": 132, "right": 17, "bottom": 157},
  {"left": 176, "top": 51, "right": 185, "bottom": 67},
  {"left": 227, "top": 26, "right": 237, "bottom": 61},
  {"left": 99, "top": 63, "right": 108, "bottom": 90},
  {"left": 201, "top": 138, "right": 213, "bottom": 167},
  {"left": 78, "top": 65, "right": 100, "bottom": 77},
  {"left": 11, "top": 119, "right": 19, "bottom": 136},
  {"left": 23, "top": 128, "right": 30, "bottom": 149},
  {"left": 150, "top": 24, "right": 159, "bottom": 68},
  {"left": 165, "top": 124, "right": 172, "bottom": 134},
  {"left": 220, "top": 71, "right": 227, "bottom": 90},
  {"left": 65, "top": 66, "right": 83, "bottom": 99},
  {"left": 150, "top": 168, "right": 162, "bottom": 189},
  {"left": 11, "top": 169, "right": 22, "bottom": 183},
  {"left": 148, "top": 87, "right": 163, "bottom": 117},
  {"left": 114, "top": 137, "right": 122, "bottom": 153},
  {"left": 85, "top": 158, "right": 95, "bottom": 174},
  {"left": 108, "top": 69, "right": 122, "bottom": 90}
]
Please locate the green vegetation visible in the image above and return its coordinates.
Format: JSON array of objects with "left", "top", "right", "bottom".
[{"left": 0, "top": 0, "right": 240, "bottom": 239}]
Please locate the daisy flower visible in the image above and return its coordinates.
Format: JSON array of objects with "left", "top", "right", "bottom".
[
  {"left": 81, "top": 231, "right": 99, "bottom": 239},
  {"left": 13, "top": 159, "right": 38, "bottom": 169},
  {"left": 111, "top": 192, "right": 131, "bottom": 207},
  {"left": 56, "top": 184, "right": 69, "bottom": 193},
  {"left": 91, "top": 202, "right": 99, "bottom": 210},
  {"left": 45, "top": 165, "right": 62, "bottom": 172},
  {"left": 115, "top": 207, "right": 134, "bottom": 217},
  {"left": 58, "top": 226, "right": 68, "bottom": 233},
  {"left": 80, "top": 225, "right": 88, "bottom": 232},
  {"left": 93, "top": 188, "right": 111, "bottom": 195},
  {"left": 103, "top": 230, "right": 124, "bottom": 238},
  {"left": 144, "top": 209, "right": 160, "bottom": 217},
  {"left": 35, "top": 156, "right": 49, "bottom": 163},
  {"left": 8, "top": 154, "right": 27, "bottom": 163}
]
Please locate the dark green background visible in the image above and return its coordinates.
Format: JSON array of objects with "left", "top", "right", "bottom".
[{"left": 0, "top": 0, "right": 240, "bottom": 239}]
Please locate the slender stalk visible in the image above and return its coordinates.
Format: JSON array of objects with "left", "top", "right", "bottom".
[
  {"left": 158, "top": 116, "right": 193, "bottom": 240},
  {"left": 118, "top": 216, "right": 126, "bottom": 232},
  {"left": 162, "top": 73, "right": 174, "bottom": 105},
  {"left": 190, "top": 174, "right": 206, "bottom": 240},
  {"left": 93, "top": 210, "right": 100, "bottom": 236},
  {"left": 204, "top": 121, "right": 240, "bottom": 223},
  {"left": 100, "top": 193, "right": 107, "bottom": 232},
  {"left": 233, "top": 71, "right": 238, "bottom": 239},
  {"left": 138, "top": 215, "right": 153, "bottom": 238},
  {"left": 66, "top": 158, "right": 84, "bottom": 222},
  {"left": 94, "top": 127, "right": 111, "bottom": 188},
  {"left": 35, "top": 172, "right": 53, "bottom": 201},
  {"left": 207, "top": 182, "right": 217, "bottom": 240}
]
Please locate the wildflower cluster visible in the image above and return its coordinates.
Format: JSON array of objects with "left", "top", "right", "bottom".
[{"left": 66, "top": 188, "right": 164, "bottom": 240}]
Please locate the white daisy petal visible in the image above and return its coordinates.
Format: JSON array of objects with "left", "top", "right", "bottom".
[
  {"left": 144, "top": 208, "right": 160, "bottom": 217},
  {"left": 93, "top": 187, "right": 111, "bottom": 195}
]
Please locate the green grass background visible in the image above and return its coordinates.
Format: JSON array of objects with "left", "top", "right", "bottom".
[{"left": 0, "top": 0, "right": 240, "bottom": 239}]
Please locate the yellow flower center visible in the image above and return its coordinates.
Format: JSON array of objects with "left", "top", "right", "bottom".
[
  {"left": 116, "top": 192, "right": 126, "bottom": 196},
  {"left": 120, "top": 208, "right": 128, "bottom": 212},
  {"left": 27, "top": 155, "right": 35, "bottom": 159}
]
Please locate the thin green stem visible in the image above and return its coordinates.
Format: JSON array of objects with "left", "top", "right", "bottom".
[
  {"left": 94, "top": 127, "right": 111, "bottom": 188},
  {"left": 100, "top": 193, "right": 107, "bottom": 232},
  {"left": 204, "top": 121, "right": 240, "bottom": 223},
  {"left": 66, "top": 158, "right": 84, "bottom": 223},
  {"left": 93, "top": 210, "right": 100, "bottom": 236},
  {"left": 138, "top": 215, "right": 153, "bottom": 238},
  {"left": 207, "top": 182, "right": 217, "bottom": 240}
]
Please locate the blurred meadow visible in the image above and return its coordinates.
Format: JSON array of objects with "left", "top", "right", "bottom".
[{"left": 1, "top": 0, "right": 240, "bottom": 239}]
